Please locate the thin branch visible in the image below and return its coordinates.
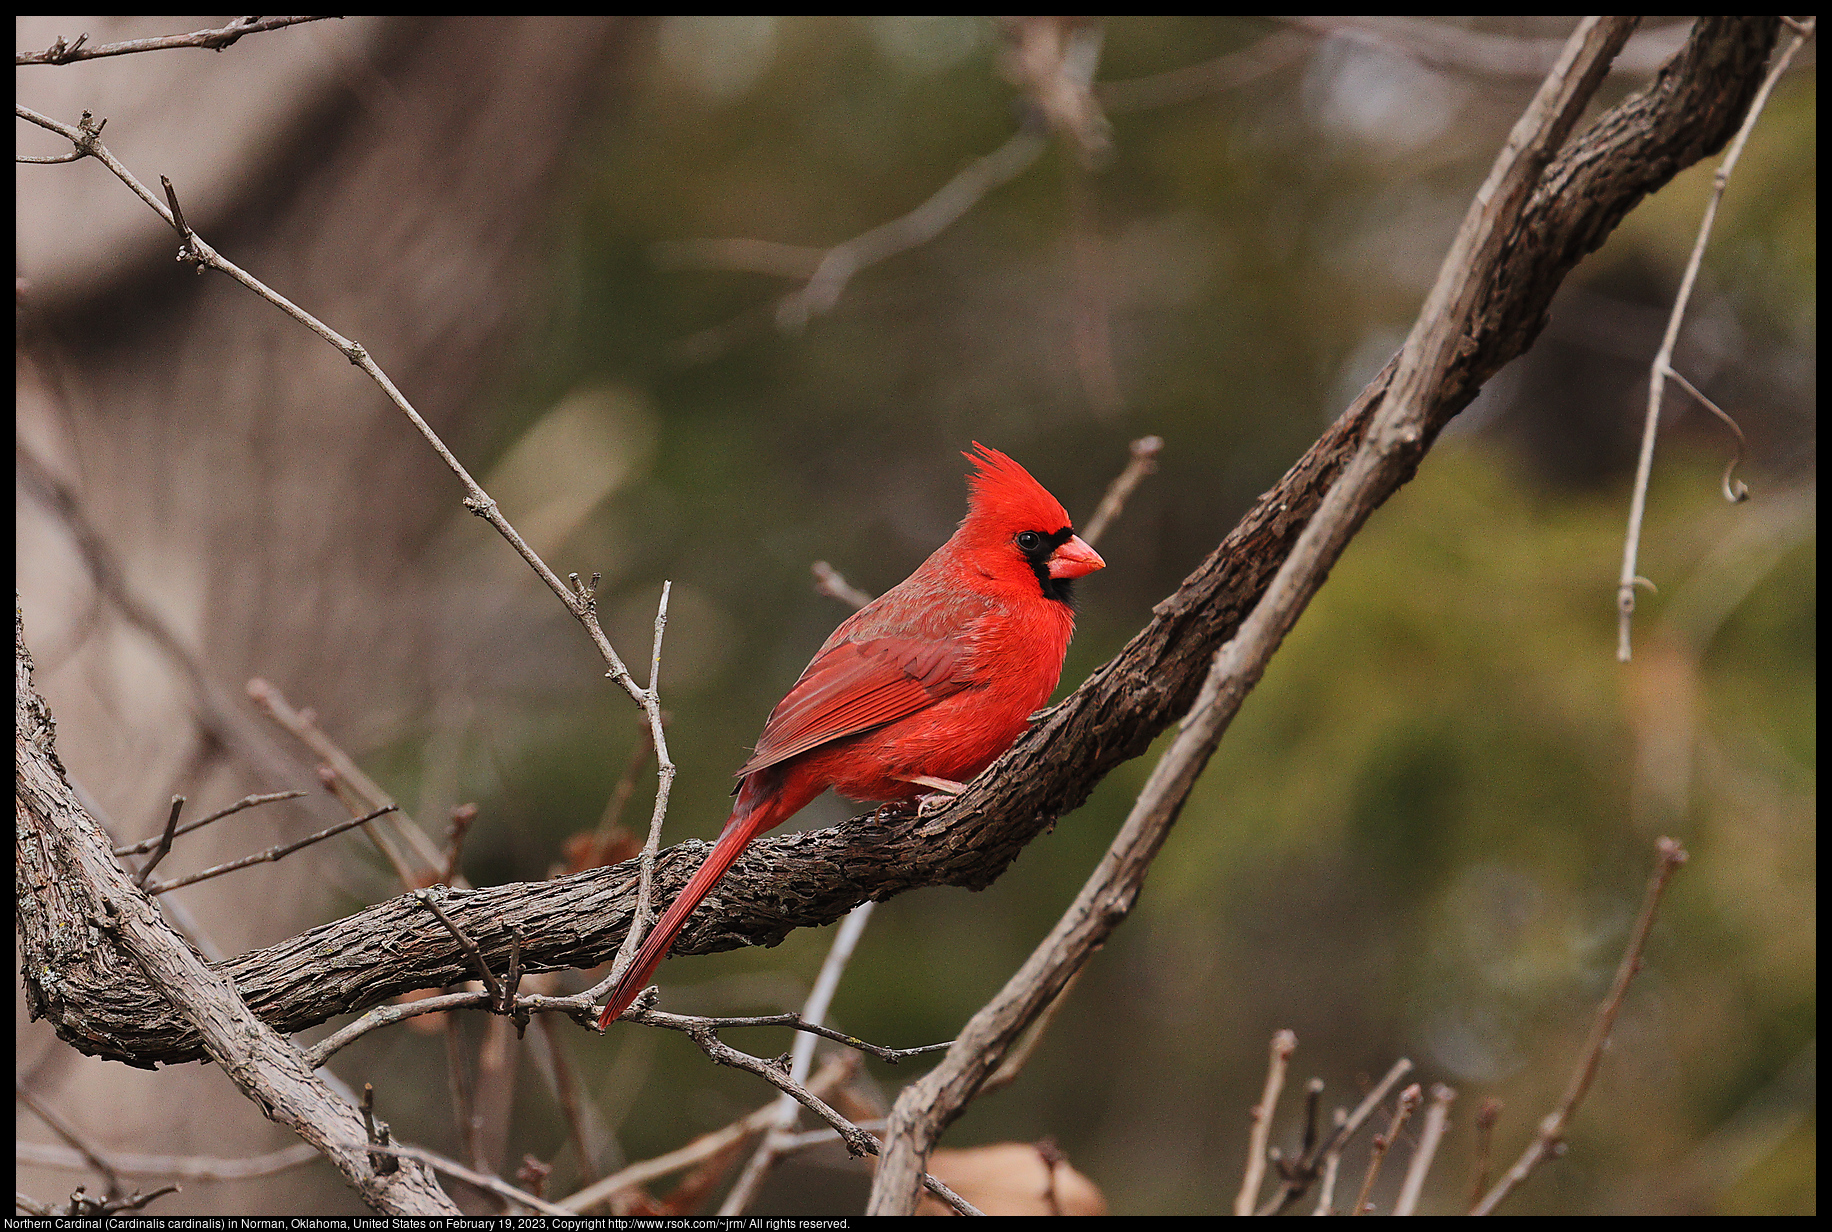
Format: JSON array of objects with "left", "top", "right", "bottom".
[
  {"left": 1312, "top": 1107, "right": 1349, "bottom": 1215},
  {"left": 16, "top": 149, "right": 86, "bottom": 164},
  {"left": 131, "top": 796, "right": 186, "bottom": 889},
  {"left": 37, "top": 1184, "right": 181, "bottom": 1217},
  {"left": 591, "top": 581, "right": 678, "bottom": 1007},
  {"left": 1394, "top": 1084, "right": 1456, "bottom": 1215},
  {"left": 1097, "top": 27, "right": 1315, "bottom": 114},
  {"left": 364, "top": 1144, "right": 574, "bottom": 1217},
  {"left": 15, "top": 1140, "right": 320, "bottom": 1182},
  {"left": 245, "top": 677, "right": 439, "bottom": 883},
  {"left": 1236, "top": 1029, "right": 1298, "bottom": 1214},
  {"left": 17, "top": 16, "right": 341, "bottom": 66},
  {"left": 112, "top": 790, "right": 308, "bottom": 857},
  {"left": 1664, "top": 366, "right": 1750, "bottom": 505},
  {"left": 1352, "top": 1083, "right": 1422, "bottom": 1216},
  {"left": 811, "top": 561, "right": 875, "bottom": 609},
  {"left": 782, "top": 128, "right": 1049, "bottom": 332},
  {"left": 412, "top": 890, "right": 506, "bottom": 1009},
  {"left": 307, "top": 990, "right": 488, "bottom": 1068},
  {"left": 979, "top": 966, "right": 1086, "bottom": 1096},
  {"left": 1471, "top": 838, "right": 1690, "bottom": 1214},
  {"left": 1258, "top": 1058, "right": 1416, "bottom": 1215},
  {"left": 629, "top": 1007, "right": 951, "bottom": 1066},
  {"left": 1616, "top": 16, "right": 1814, "bottom": 662},
  {"left": 720, "top": 901, "right": 878, "bottom": 1214},
  {"left": 1468, "top": 1099, "right": 1502, "bottom": 1213},
  {"left": 1079, "top": 435, "right": 1162, "bottom": 547},
  {"left": 143, "top": 805, "right": 399, "bottom": 895},
  {"left": 558, "top": 1056, "right": 852, "bottom": 1213},
  {"left": 674, "top": 1024, "right": 877, "bottom": 1158}
]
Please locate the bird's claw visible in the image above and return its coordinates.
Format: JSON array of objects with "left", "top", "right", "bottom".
[{"left": 916, "top": 792, "right": 954, "bottom": 816}]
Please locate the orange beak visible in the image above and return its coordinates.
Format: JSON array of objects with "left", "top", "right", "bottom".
[{"left": 1046, "top": 534, "right": 1105, "bottom": 580}]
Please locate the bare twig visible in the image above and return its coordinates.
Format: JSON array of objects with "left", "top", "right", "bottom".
[
  {"left": 364, "top": 1143, "right": 573, "bottom": 1217},
  {"left": 1079, "top": 435, "right": 1163, "bottom": 547},
  {"left": 778, "top": 129, "right": 1047, "bottom": 332},
  {"left": 1236, "top": 1029, "right": 1298, "bottom": 1214},
  {"left": 720, "top": 901, "right": 878, "bottom": 1213},
  {"left": 40, "top": 1184, "right": 180, "bottom": 1217},
  {"left": 630, "top": 1007, "right": 950, "bottom": 1066},
  {"left": 559, "top": 1056, "right": 852, "bottom": 1213},
  {"left": 1395, "top": 1084, "right": 1456, "bottom": 1215},
  {"left": 306, "top": 987, "right": 942, "bottom": 1073},
  {"left": 112, "top": 790, "right": 308, "bottom": 857},
  {"left": 1097, "top": 27, "right": 1315, "bottom": 114},
  {"left": 360, "top": 1085, "right": 397, "bottom": 1176},
  {"left": 675, "top": 1023, "right": 876, "bottom": 1158},
  {"left": 591, "top": 581, "right": 678, "bottom": 1008},
  {"left": 132, "top": 796, "right": 186, "bottom": 889},
  {"left": 1472, "top": 838, "right": 1690, "bottom": 1214},
  {"left": 641, "top": 1019, "right": 978, "bottom": 1214},
  {"left": 1468, "top": 1098, "right": 1502, "bottom": 1212},
  {"left": 142, "top": 805, "right": 399, "bottom": 895},
  {"left": 16, "top": 148, "right": 86, "bottom": 164},
  {"left": 306, "top": 991, "right": 487, "bottom": 1068},
  {"left": 811, "top": 561, "right": 875, "bottom": 609},
  {"left": 1258, "top": 1058, "right": 1415, "bottom": 1215},
  {"left": 16, "top": 1140, "right": 321, "bottom": 1182},
  {"left": 1352, "top": 1083, "right": 1422, "bottom": 1215},
  {"left": 17, "top": 16, "right": 341, "bottom": 66},
  {"left": 1665, "top": 367, "right": 1751, "bottom": 505},
  {"left": 413, "top": 890, "right": 506, "bottom": 1009},
  {"left": 244, "top": 677, "right": 439, "bottom": 883},
  {"left": 1312, "top": 1107, "right": 1349, "bottom": 1215},
  {"left": 1616, "top": 17, "right": 1813, "bottom": 662}
]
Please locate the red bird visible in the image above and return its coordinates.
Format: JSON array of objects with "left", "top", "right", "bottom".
[{"left": 598, "top": 444, "right": 1104, "bottom": 1027}]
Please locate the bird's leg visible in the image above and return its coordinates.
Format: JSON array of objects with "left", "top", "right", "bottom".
[{"left": 908, "top": 775, "right": 969, "bottom": 816}]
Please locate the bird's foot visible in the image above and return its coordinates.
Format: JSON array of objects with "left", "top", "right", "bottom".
[{"left": 908, "top": 775, "right": 969, "bottom": 816}]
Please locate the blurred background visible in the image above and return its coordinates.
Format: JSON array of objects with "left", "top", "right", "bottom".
[{"left": 15, "top": 16, "right": 1814, "bottom": 1216}]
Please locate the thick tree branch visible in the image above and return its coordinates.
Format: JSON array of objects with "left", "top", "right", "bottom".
[{"left": 15, "top": 18, "right": 1781, "bottom": 1071}]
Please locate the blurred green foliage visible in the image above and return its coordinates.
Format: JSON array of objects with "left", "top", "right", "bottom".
[{"left": 353, "top": 17, "right": 1812, "bottom": 1215}]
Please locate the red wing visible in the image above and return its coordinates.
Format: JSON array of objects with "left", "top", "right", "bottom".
[{"left": 735, "top": 636, "right": 971, "bottom": 778}]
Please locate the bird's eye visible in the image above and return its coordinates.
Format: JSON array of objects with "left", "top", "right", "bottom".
[{"left": 1016, "top": 531, "right": 1043, "bottom": 553}]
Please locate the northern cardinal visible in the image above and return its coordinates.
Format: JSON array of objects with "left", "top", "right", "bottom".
[{"left": 599, "top": 443, "right": 1104, "bottom": 1027}]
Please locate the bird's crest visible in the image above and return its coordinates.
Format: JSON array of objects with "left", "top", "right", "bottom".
[{"left": 962, "top": 442, "right": 1071, "bottom": 534}]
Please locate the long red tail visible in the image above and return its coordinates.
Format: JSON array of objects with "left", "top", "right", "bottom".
[{"left": 597, "top": 793, "right": 783, "bottom": 1027}]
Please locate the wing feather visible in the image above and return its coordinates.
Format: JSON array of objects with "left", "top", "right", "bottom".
[{"left": 735, "top": 635, "right": 972, "bottom": 778}]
